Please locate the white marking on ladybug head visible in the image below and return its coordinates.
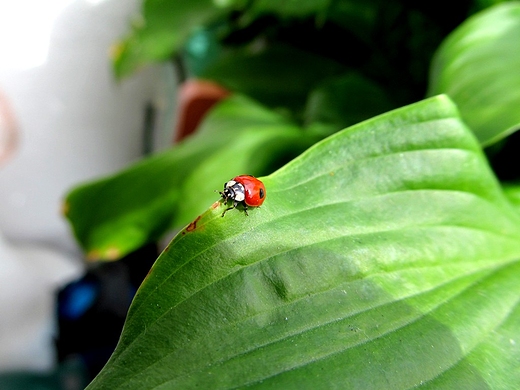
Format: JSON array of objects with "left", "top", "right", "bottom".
[
  {"left": 221, "top": 181, "right": 245, "bottom": 202},
  {"left": 225, "top": 180, "right": 236, "bottom": 189},
  {"left": 229, "top": 182, "right": 245, "bottom": 202}
]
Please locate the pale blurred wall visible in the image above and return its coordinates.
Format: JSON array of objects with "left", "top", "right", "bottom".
[{"left": 0, "top": 0, "right": 175, "bottom": 372}]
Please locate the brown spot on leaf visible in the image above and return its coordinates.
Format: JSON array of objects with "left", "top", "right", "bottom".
[{"left": 186, "top": 215, "right": 201, "bottom": 232}]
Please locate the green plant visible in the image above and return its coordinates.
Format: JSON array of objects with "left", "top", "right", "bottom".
[{"left": 65, "top": 1, "right": 520, "bottom": 388}]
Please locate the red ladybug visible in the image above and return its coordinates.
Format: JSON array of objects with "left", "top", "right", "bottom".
[{"left": 219, "top": 175, "right": 266, "bottom": 217}]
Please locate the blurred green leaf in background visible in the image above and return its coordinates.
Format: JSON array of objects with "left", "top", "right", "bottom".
[{"left": 428, "top": 2, "right": 520, "bottom": 146}]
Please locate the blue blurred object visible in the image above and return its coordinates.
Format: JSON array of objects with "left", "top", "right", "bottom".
[
  {"left": 56, "top": 243, "right": 158, "bottom": 381},
  {"left": 58, "top": 279, "right": 98, "bottom": 321}
]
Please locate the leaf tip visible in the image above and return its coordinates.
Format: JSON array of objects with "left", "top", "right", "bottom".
[
  {"left": 61, "top": 200, "right": 70, "bottom": 217},
  {"left": 86, "top": 246, "right": 122, "bottom": 262},
  {"left": 109, "top": 40, "right": 126, "bottom": 63}
]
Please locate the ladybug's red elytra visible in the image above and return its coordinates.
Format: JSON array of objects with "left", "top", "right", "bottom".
[{"left": 219, "top": 175, "right": 266, "bottom": 217}]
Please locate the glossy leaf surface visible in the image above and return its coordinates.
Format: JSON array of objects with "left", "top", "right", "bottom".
[
  {"left": 87, "top": 95, "right": 520, "bottom": 388},
  {"left": 428, "top": 3, "right": 520, "bottom": 146}
]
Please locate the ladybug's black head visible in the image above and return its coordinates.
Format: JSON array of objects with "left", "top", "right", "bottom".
[
  {"left": 221, "top": 180, "right": 245, "bottom": 202},
  {"left": 222, "top": 187, "right": 235, "bottom": 199}
]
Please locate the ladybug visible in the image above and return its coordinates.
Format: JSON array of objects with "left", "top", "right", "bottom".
[{"left": 219, "top": 175, "right": 266, "bottom": 217}]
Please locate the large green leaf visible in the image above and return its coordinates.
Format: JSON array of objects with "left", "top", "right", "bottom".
[
  {"left": 64, "top": 95, "right": 314, "bottom": 260},
  {"left": 87, "top": 95, "right": 520, "bottom": 388},
  {"left": 428, "top": 2, "right": 520, "bottom": 146}
]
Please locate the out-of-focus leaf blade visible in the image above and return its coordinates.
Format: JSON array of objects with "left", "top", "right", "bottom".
[
  {"left": 502, "top": 181, "right": 520, "bottom": 214},
  {"left": 199, "top": 44, "right": 347, "bottom": 112},
  {"left": 249, "top": 0, "right": 332, "bottom": 19},
  {"left": 428, "top": 2, "right": 520, "bottom": 146},
  {"left": 87, "top": 95, "right": 520, "bottom": 389},
  {"left": 64, "top": 95, "right": 311, "bottom": 260},
  {"left": 304, "top": 72, "right": 394, "bottom": 131},
  {"left": 113, "top": 0, "right": 226, "bottom": 78}
]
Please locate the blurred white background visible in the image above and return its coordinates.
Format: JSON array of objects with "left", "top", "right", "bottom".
[{"left": 0, "top": 0, "right": 174, "bottom": 373}]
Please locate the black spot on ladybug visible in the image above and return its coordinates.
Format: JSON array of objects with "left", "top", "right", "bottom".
[{"left": 259, "top": 188, "right": 265, "bottom": 199}]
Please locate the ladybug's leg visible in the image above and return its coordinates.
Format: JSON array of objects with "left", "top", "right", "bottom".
[
  {"left": 243, "top": 203, "right": 249, "bottom": 216},
  {"left": 221, "top": 200, "right": 239, "bottom": 217},
  {"left": 221, "top": 205, "right": 234, "bottom": 217}
]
